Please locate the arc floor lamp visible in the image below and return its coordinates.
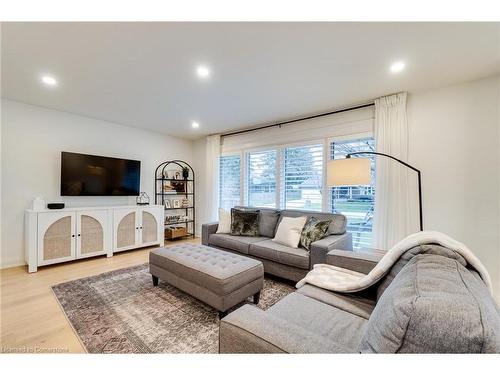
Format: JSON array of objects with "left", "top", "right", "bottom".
[{"left": 327, "top": 152, "right": 423, "bottom": 231}]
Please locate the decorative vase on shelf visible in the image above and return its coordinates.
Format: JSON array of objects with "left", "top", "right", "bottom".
[{"left": 182, "top": 167, "right": 190, "bottom": 179}]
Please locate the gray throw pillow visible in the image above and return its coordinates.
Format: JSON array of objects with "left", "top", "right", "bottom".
[
  {"left": 300, "top": 217, "right": 331, "bottom": 250},
  {"left": 230, "top": 208, "right": 260, "bottom": 236},
  {"left": 258, "top": 210, "right": 280, "bottom": 238}
]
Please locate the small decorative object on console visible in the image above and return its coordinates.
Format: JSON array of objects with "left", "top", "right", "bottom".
[
  {"left": 180, "top": 198, "right": 190, "bottom": 208},
  {"left": 32, "top": 197, "right": 45, "bottom": 211},
  {"left": 136, "top": 192, "right": 150, "bottom": 205}
]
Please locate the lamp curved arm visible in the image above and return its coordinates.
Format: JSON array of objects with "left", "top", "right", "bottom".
[
  {"left": 347, "top": 151, "right": 423, "bottom": 232},
  {"left": 346, "top": 151, "right": 420, "bottom": 173}
]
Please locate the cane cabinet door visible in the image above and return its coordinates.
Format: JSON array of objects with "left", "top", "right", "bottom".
[
  {"left": 76, "top": 210, "right": 109, "bottom": 258},
  {"left": 113, "top": 208, "right": 139, "bottom": 252},
  {"left": 139, "top": 207, "right": 162, "bottom": 247},
  {"left": 37, "top": 211, "right": 76, "bottom": 266}
]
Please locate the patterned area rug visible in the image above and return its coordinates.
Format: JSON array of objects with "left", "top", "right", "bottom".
[{"left": 52, "top": 263, "right": 295, "bottom": 353}]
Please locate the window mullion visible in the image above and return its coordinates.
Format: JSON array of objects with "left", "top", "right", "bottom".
[
  {"left": 242, "top": 151, "right": 247, "bottom": 205},
  {"left": 276, "top": 146, "right": 283, "bottom": 209},
  {"left": 321, "top": 138, "right": 329, "bottom": 212}
]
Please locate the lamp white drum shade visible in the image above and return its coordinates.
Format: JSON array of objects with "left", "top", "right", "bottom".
[{"left": 327, "top": 158, "right": 371, "bottom": 186}]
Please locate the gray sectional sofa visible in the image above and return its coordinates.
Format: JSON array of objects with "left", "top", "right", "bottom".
[
  {"left": 202, "top": 207, "right": 352, "bottom": 282},
  {"left": 219, "top": 245, "right": 500, "bottom": 353}
]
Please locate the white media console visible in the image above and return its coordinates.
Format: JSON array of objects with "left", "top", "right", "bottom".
[{"left": 25, "top": 205, "right": 164, "bottom": 272}]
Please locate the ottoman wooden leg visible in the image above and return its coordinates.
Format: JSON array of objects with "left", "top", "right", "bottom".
[
  {"left": 253, "top": 291, "right": 261, "bottom": 305},
  {"left": 152, "top": 275, "right": 159, "bottom": 286}
]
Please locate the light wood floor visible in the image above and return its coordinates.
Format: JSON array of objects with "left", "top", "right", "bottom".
[{"left": 0, "top": 238, "right": 200, "bottom": 353}]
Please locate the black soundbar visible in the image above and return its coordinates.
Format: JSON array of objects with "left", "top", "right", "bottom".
[{"left": 47, "top": 203, "right": 65, "bottom": 209}]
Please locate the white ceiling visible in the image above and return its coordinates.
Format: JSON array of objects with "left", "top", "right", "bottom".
[{"left": 2, "top": 22, "right": 499, "bottom": 139}]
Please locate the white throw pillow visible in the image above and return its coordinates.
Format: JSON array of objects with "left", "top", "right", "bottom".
[
  {"left": 272, "top": 216, "right": 308, "bottom": 248},
  {"left": 216, "top": 208, "right": 231, "bottom": 234}
]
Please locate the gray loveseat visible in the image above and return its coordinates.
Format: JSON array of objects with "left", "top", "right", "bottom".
[
  {"left": 219, "top": 245, "right": 500, "bottom": 353},
  {"left": 202, "top": 207, "right": 352, "bottom": 282}
]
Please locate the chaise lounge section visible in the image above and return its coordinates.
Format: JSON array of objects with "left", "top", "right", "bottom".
[
  {"left": 219, "top": 245, "right": 500, "bottom": 353},
  {"left": 202, "top": 207, "right": 353, "bottom": 282}
]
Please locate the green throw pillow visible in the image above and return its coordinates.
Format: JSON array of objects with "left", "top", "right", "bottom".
[
  {"left": 300, "top": 217, "right": 331, "bottom": 251},
  {"left": 230, "top": 208, "right": 260, "bottom": 236}
]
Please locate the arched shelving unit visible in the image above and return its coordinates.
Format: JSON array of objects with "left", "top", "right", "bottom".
[{"left": 154, "top": 160, "right": 195, "bottom": 240}]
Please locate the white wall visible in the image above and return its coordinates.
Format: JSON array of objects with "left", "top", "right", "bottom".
[
  {"left": 407, "top": 75, "right": 500, "bottom": 301},
  {"left": 1, "top": 100, "right": 194, "bottom": 268}
]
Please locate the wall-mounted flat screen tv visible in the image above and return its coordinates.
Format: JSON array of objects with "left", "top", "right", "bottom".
[{"left": 61, "top": 152, "right": 141, "bottom": 196}]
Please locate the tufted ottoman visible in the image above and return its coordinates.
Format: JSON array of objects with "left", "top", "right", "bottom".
[{"left": 149, "top": 244, "right": 264, "bottom": 318}]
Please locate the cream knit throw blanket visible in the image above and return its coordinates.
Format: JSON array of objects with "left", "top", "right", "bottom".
[{"left": 296, "top": 231, "right": 492, "bottom": 294}]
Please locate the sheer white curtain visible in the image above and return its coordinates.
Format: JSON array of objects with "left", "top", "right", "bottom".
[
  {"left": 373, "top": 92, "right": 419, "bottom": 249},
  {"left": 204, "top": 134, "right": 221, "bottom": 222}
]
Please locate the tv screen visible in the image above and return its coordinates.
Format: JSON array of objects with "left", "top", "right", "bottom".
[{"left": 61, "top": 152, "right": 141, "bottom": 196}]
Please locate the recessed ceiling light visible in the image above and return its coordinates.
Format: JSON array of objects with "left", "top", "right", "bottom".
[
  {"left": 191, "top": 121, "right": 200, "bottom": 129},
  {"left": 196, "top": 65, "right": 210, "bottom": 79},
  {"left": 41, "top": 75, "right": 58, "bottom": 86},
  {"left": 390, "top": 61, "right": 406, "bottom": 73}
]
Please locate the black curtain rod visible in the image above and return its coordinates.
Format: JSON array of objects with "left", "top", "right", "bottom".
[{"left": 220, "top": 102, "right": 375, "bottom": 138}]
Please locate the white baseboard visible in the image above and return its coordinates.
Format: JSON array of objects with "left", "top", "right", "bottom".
[{"left": 0, "top": 260, "right": 26, "bottom": 270}]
